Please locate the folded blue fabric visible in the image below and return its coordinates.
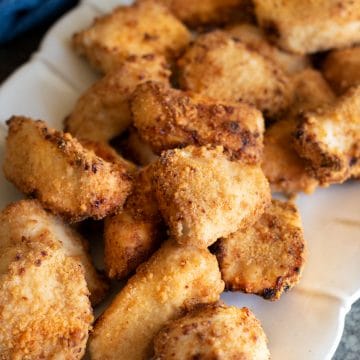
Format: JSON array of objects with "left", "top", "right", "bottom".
[{"left": 0, "top": 0, "right": 76, "bottom": 44}]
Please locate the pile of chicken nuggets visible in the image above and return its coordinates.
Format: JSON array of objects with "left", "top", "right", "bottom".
[{"left": 1, "top": 0, "right": 360, "bottom": 358}]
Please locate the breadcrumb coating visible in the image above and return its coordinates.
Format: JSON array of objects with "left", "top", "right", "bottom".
[
  {"left": 73, "top": 0, "right": 191, "bottom": 73},
  {"left": 262, "top": 69, "right": 335, "bottom": 194},
  {"left": 253, "top": 0, "right": 360, "bottom": 54},
  {"left": 322, "top": 46, "right": 360, "bottom": 95},
  {"left": 3, "top": 116, "right": 132, "bottom": 222},
  {"left": 89, "top": 240, "right": 224, "bottom": 360},
  {"left": 294, "top": 86, "right": 360, "bottom": 185},
  {"left": 104, "top": 165, "right": 165, "bottom": 279},
  {"left": 0, "top": 200, "right": 93, "bottom": 359},
  {"left": 178, "top": 30, "right": 292, "bottom": 118},
  {"left": 225, "top": 23, "right": 309, "bottom": 74},
  {"left": 153, "top": 145, "right": 271, "bottom": 248},
  {"left": 154, "top": 303, "right": 270, "bottom": 360},
  {"left": 65, "top": 54, "right": 171, "bottom": 142},
  {"left": 132, "top": 81, "right": 264, "bottom": 163},
  {"left": 213, "top": 200, "right": 306, "bottom": 301}
]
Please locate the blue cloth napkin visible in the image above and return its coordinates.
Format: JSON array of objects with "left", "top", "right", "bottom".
[{"left": 0, "top": 0, "right": 76, "bottom": 44}]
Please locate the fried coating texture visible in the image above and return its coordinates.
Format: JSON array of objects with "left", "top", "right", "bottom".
[
  {"left": 118, "top": 128, "right": 158, "bottom": 166},
  {"left": 138, "top": 0, "right": 252, "bottom": 26},
  {"left": 89, "top": 240, "right": 224, "bottom": 360},
  {"left": 153, "top": 146, "right": 271, "bottom": 248},
  {"left": 104, "top": 165, "right": 164, "bottom": 279},
  {"left": 154, "top": 303, "right": 270, "bottom": 360},
  {"left": 65, "top": 54, "right": 171, "bottom": 142},
  {"left": 322, "top": 46, "right": 360, "bottom": 95},
  {"left": 226, "top": 23, "right": 309, "bottom": 74},
  {"left": 294, "top": 86, "right": 360, "bottom": 185},
  {"left": 262, "top": 70, "right": 335, "bottom": 194},
  {"left": 79, "top": 139, "right": 137, "bottom": 173},
  {"left": 178, "top": 30, "right": 292, "bottom": 118},
  {"left": 213, "top": 200, "right": 306, "bottom": 301},
  {"left": 253, "top": 0, "right": 360, "bottom": 54},
  {"left": 3, "top": 117, "right": 132, "bottom": 222},
  {"left": 0, "top": 200, "right": 93, "bottom": 359},
  {"left": 73, "top": 0, "right": 191, "bottom": 73},
  {"left": 132, "top": 81, "right": 264, "bottom": 163}
]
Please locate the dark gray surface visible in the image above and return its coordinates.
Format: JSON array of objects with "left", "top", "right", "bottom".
[{"left": 0, "top": 4, "right": 359, "bottom": 360}]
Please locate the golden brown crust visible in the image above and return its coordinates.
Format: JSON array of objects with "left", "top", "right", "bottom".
[
  {"left": 3, "top": 116, "right": 132, "bottom": 222},
  {"left": 131, "top": 81, "right": 264, "bottom": 163},
  {"left": 89, "top": 240, "right": 224, "bottom": 360},
  {"left": 0, "top": 200, "right": 93, "bottom": 358},
  {"left": 262, "top": 69, "right": 335, "bottom": 194},
  {"left": 153, "top": 145, "right": 271, "bottom": 248},
  {"left": 154, "top": 303, "right": 270, "bottom": 360},
  {"left": 322, "top": 46, "right": 360, "bottom": 95},
  {"left": 104, "top": 165, "right": 165, "bottom": 279},
  {"left": 79, "top": 139, "right": 137, "bottom": 173},
  {"left": 65, "top": 54, "right": 171, "bottom": 142},
  {"left": 225, "top": 23, "right": 309, "bottom": 75},
  {"left": 178, "top": 30, "right": 293, "bottom": 118},
  {"left": 138, "top": 0, "right": 253, "bottom": 27},
  {"left": 213, "top": 199, "right": 306, "bottom": 301},
  {"left": 73, "top": 0, "right": 191, "bottom": 73},
  {"left": 254, "top": 0, "right": 360, "bottom": 54},
  {"left": 294, "top": 86, "right": 360, "bottom": 185}
]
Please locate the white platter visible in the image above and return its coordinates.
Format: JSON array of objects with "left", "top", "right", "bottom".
[{"left": 0, "top": 1, "right": 359, "bottom": 359}]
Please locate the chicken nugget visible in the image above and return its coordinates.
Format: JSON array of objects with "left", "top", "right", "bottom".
[
  {"left": 89, "top": 240, "right": 224, "bottom": 360},
  {"left": 79, "top": 138, "right": 137, "bottom": 173},
  {"left": 322, "top": 46, "right": 360, "bottom": 95},
  {"left": 132, "top": 81, "right": 264, "bottom": 163},
  {"left": 226, "top": 23, "right": 309, "bottom": 74},
  {"left": 153, "top": 145, "right": 270, "bottom": 248},
  {"left": 178, "top": 30, "right": 292, "bottom": 118},
  {"left": 154, "top": 303, "right": 270, "bottom": 360},
  {"left": 213, "top": 200, "right": 306, "bottom": 300},
  {"left": 0, "top": 201, "right": 93, "bottom": 358},
  {"left": 138, "top": 0, "right": 253, "bottom": 27},
  {"left": 104, "top": 165, "right": 165, "bottom": 279},
  {"left": 73, "top": 0, "right": 191, "bottom": 73},
  {"left": 253, "top": 0, "right": 360, "bottom": 54},
  {"left": 294, "top": 86, "right": 360, "bottom": 185},
  {"left": 3, "top": 117, "right": 132, "bottom": 222},
  {"left": 65, "top": 54, "right": 171, "bottom": 142},
  {"left": 262, "top": 70, "right": 335, "bottom": 194}
]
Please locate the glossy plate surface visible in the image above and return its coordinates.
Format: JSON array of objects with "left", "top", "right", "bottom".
[{"left": 0, "top": 1, "right": 359, "bottom": 358}]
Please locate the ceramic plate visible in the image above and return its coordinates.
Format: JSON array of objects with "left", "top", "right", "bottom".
[{"left": 0, "top": 1, "right": 359, "bottom": 359}]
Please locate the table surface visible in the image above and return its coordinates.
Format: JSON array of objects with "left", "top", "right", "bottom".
[{"left": 0, "top": 5, "right": 359, "bottom": 360}]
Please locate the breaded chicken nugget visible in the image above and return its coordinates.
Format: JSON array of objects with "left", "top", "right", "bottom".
[
  {"left": 119, "top": 128, "right": 158, "bottom": 166},
  {"left": 132, "top": 81, "right": 264, "bottom": 163},
  {"left": 178, "top": 30, "right": 292, "bottom": 118},
  {"left": 294, "top": 86, "right": 360, "bottom": 185},
  {"left": 154, "top": 303, "right": 270, "bottom": 360},
  {"left": 253, "top": 0, "right": 360, "bottom": 54},
  {"left": 79, "top": 139, "right": 137, "bottom": 173},
  {"left": 138, "top": 0, "right": 253, "bottom": 27},
  {"left": 0, "top": 201, "right": 93, "bottom": 358},
  {"left": 213, "top": 200, "right": 306, "bottom": 300},
  {"left": 3, "top": 117, "right": 132, "bottom": 222},
  {"left": 73, "top": 0, "right": 191, "bottom": 73},
  {"left": 262, "top": 70, "right": 335, "bottom": 194},
  {"left": 65, "top": 54, "right": 171, "bottom": 142},
  {"left": 0, "top": 199, "right": 107, "bottom": 305},
  {"left": 322, "top": 46, "right": 360, "bottom": 95},
  {"left": 153, "top": 145, "right": 271, "bottom": 248},
  {"left": 104, "top": 165, "right": 164, "bottom": 279},
  {"left": 226, "top": 23, "right": 309, "bottom": 74},
  {"left": 89, "top": 240, "right": 224, "bottom": 360}
]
